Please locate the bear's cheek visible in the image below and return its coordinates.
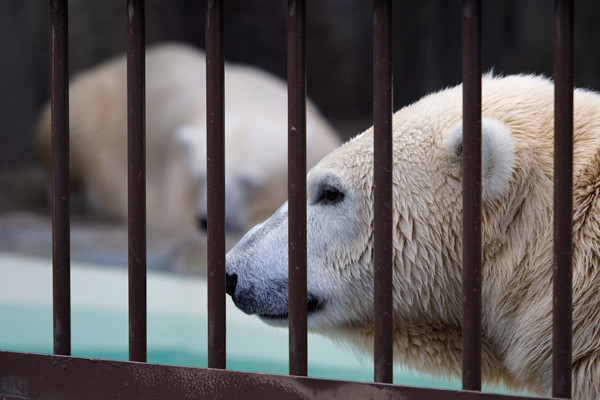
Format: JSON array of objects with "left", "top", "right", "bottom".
[{"left": 308, "top": 262, "right": 376, "bottom": 328}]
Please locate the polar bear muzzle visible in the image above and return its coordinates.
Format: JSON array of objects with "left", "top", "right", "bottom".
[
  {"left": 224, "top": 202, "right": 329, "bottom": 325},
  {"left": 225, "top": 271, "right": 325, "bottom": 323}
]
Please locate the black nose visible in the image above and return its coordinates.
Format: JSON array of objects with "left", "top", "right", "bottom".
[
  {"left": 226, "top": 273, "right": 238, "bottom": 296},
  {"left": 197, "top": 215, "right": 208, "bottom": 231}
]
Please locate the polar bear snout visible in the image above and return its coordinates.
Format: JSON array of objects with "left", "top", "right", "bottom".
[
  {"left": 225, "top": 200, "right": 335, "bottom": 326},
  {"left": 225, "top": 274, "right": 291, "bottom": 321},
  {"left": 225, "top": 272, "right": 326, "bottom": 324}
]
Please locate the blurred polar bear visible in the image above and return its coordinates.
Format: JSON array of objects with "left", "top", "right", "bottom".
[{"left": 35, "top": 43, "right": 340, "bottom": 236}]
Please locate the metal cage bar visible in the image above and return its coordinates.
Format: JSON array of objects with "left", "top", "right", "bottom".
[
  {"left": 126, "top": 0, "right": 147, "bottom": 363},
  {"left": 206, "top": 0, "right": 227, "bottom": 370},
  {"left": 552, "top": 0, "right": 573, "bottom": 398},
  {"left": 461, "top": 0, "right": 482, "bottom": 391},
  {"left": 0, "top": 2, "right": 578, "bottom": 399},
  {"left": 372, "top": 0, "right": 394, "bottom": 385},
  {"left": 287, "top": 0, "right": 308, "bottom": 377},
  {"left": 50, "top": 0, "right": 71, "bottom": 357}
]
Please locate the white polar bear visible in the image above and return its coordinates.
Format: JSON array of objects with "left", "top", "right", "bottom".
[
  {"left": 35, "top": 43, "right": 340, "bottom": 236},
  {"left": 225, "top": 74, "right": 600, "bottom": 399}
]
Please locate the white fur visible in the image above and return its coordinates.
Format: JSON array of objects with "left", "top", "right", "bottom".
[
  {"left": 34, "top": 43, "right": 341, "bottom": 235},
  {"left": 175, "top": 124, "right": 206, "bottom": 178}
]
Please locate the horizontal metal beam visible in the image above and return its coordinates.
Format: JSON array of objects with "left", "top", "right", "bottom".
[{"left": 0, "top": 351, "right": 553, "bottom": 400}]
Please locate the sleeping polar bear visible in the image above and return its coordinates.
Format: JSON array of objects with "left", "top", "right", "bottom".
[
  {"left": 225, "top": 74, "right": 600, "bottom": 399},
  {"left": 34, "top": 43, "right": 340, "bottom": 236}
]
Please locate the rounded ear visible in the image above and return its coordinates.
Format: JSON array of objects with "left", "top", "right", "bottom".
[{"left": 443, "top": 117, "right": 516, "bottom": 201}]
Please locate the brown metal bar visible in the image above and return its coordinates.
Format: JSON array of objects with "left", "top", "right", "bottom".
[
  {"left": 553, "top": 0, "right": 573, "bottom": 398},
  {"left": 206, "top": 0, "right": 226, "bottom": 370},
  {"left": 50, "top": 0, "right": 71, "bottom": 357},
  {"left": 287, "top": 0, "right": 308, "bottom": 377},
  {"left": 0, "top": 351, "right": 551, "bottom": 400},
  {"left": 127, "top": 0, "right": 147, "bottom": 363},
  {"left": 461, "top": 0, "right": 482, "bottom": 391},
  {"left": 373, "top": 0, "right": 393, "bottom": 384}
]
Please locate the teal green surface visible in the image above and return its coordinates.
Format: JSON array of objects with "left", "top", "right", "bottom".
[
  {"left": 1, "top": 304, "right": 457, "bottom": 388},
  {"left": 5, "top": 305, "right": 530, "bottom": 393},
  {"left": 0, "top": 254, "right": 528, "bottom": 396}
]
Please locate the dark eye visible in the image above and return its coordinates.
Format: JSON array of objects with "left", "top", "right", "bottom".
[{"left": 316, "top": 184, "right": 344, "bottom": 205}]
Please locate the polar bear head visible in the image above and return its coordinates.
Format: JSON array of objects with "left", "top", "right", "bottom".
[
  {"left": 224, "top": 74, "right": 528, "bottom": 326},
  {"left": 174, "top": 104, "right": 340, "bottom": 233},
  {"left": 175, "top": 124, "right": 262, "bottom": 233},
  {"left": 224, "top": 108, "right": 516, "bottom": 324},
  {"left": 224, "top": 74, "right": 600, "bottom": 396},
  {"left": 227, "top": 75, "right": 570, "bottom": 381}
]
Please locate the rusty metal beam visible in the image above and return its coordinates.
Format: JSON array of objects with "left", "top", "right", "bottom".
[
  {"left": 552, "top": 0, "right": 573, "bottom": 398},
  {"left": 461, "top": 0, "right": 482, "bottom": 391},
  {"left": 0, "top": 351, "right": 552, "bottom": 400},
  {"left": 372, "top": 0, "right": 394, "bottom": 385},
  {"left": 50, "top": 0, "right": 71, "bottom": 357},
  {"left": 206, "top": 0, "right": 226, "bottom": 370},
  {"left": 287, "top": 0, "right": 308, "bottom": 377},
  {"left": 126, "top": 0, "right": 147, "bottom": 363}
]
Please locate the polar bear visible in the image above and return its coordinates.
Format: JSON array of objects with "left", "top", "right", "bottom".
[
  {"left": 225, "top": 74, "right": 600, "bottom": 398},
  {"left": 34, "top": 43, "right": 340, "bottom": 236}
]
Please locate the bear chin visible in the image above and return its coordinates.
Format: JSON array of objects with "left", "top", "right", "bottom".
[{"left": 256, "top": 296, "right": 326, "bottom": 326}]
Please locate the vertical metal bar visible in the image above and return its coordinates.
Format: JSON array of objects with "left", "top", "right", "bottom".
[
  {"left": 127, "top": 0, "right": 147, "bottom": 363},
  {"left": 50, "top": 0, "right": 71, "bottom": 357},
  {"left": 206, "top": 0, "right": 226, "bottom": 370},
  {"left": 461, "top": 0, "right": 482, "bottom": 391},
  {"left": 373, "top": 0, "right": 393, "bottom": 384},
  {"left": 553, "top": 0, "right": 573, "bottom": 398},
  {"left": 288, "top": 0, "right": 308, "bottom": 377}
]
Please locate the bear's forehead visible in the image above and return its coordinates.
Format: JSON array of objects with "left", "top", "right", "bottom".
[{"left": 314, "top": 74, "right": 559, "bottom": 182}]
